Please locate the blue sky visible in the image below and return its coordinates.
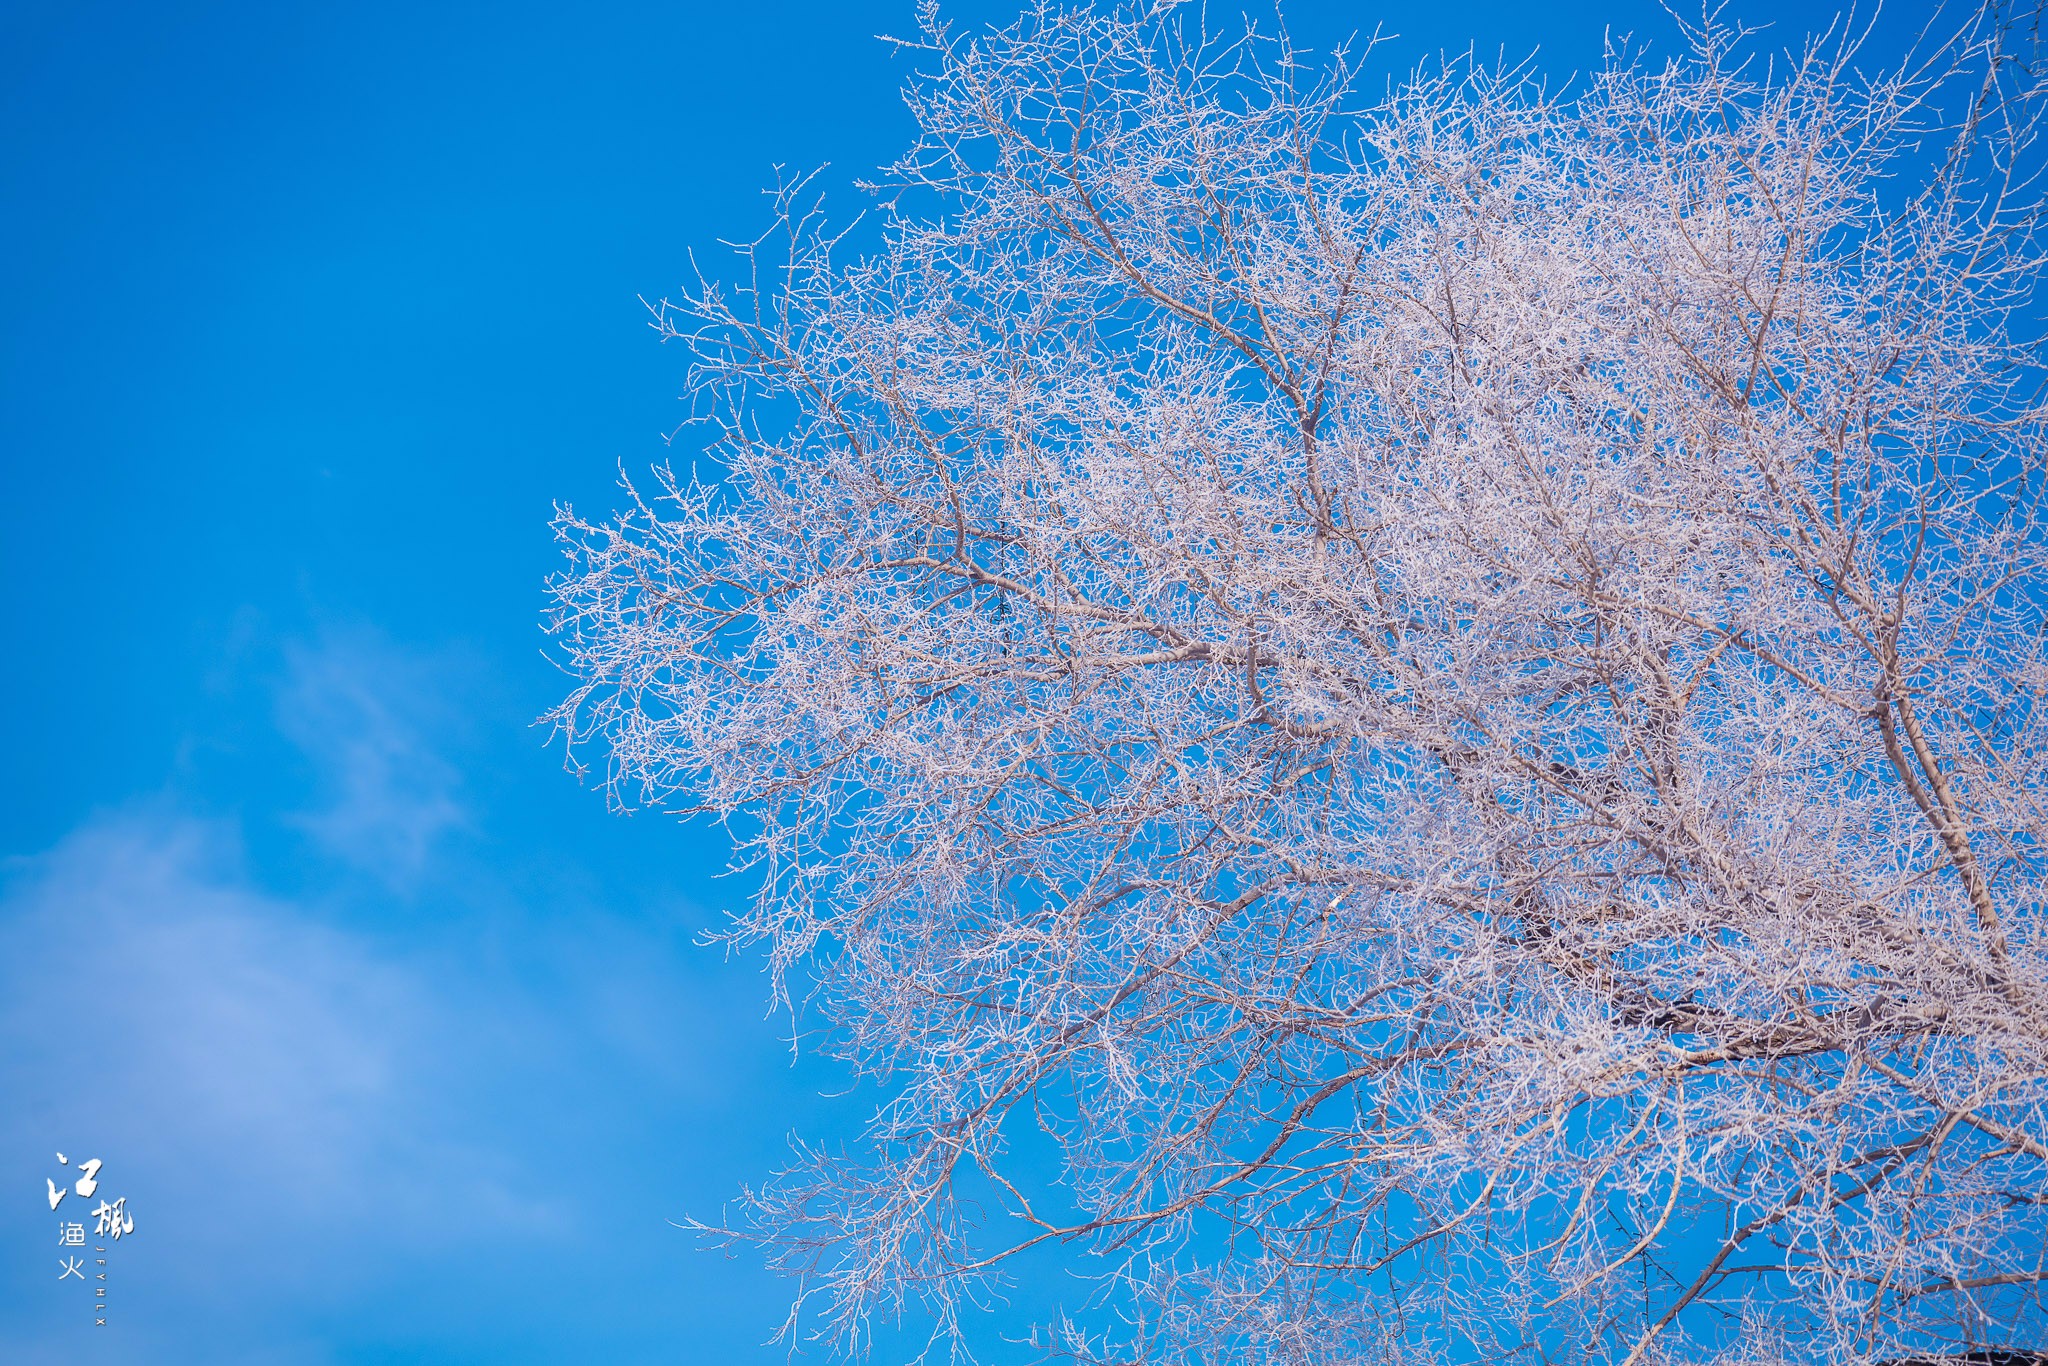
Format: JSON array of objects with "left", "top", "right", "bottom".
[{"left": 0, "top": 0, "right": 1884, "bottom": 1360}]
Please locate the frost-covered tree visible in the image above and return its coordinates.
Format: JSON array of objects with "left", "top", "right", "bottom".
[{"left": 546, "top": 4, "right": 2048, "bottom": 1363}]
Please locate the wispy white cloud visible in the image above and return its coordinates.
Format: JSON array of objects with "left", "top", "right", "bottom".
[
  {"left": 0, "top": 811, "right": 570, "bottom": 1361},
  {"left": 0, "top": 812, "right": 566, "bottom": 1224},
  {"left": 275, "top": 630, "right": 470, "bottom": 889},
  {"left": 0, "top": 627, "right": 797, "bottom": 1364}
]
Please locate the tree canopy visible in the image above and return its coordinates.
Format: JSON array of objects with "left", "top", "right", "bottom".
[{"left": 548, "top": 6, "right": 2048, "bottom": 1363}]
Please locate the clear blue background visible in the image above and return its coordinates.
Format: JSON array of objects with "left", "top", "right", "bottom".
[{"left": 0, "top": 0, "right": 1880, "bottom": 1360}]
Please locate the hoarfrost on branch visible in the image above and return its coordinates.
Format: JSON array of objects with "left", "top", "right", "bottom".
[{"left": 548, "top": 5, "right": 2048, "bottom": 1362}]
